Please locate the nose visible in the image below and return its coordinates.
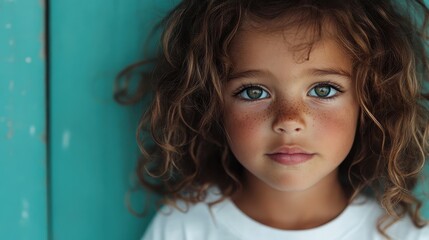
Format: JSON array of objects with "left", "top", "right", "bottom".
[{"left": 272, "top": 101, "right": 306, "bottom": 134}]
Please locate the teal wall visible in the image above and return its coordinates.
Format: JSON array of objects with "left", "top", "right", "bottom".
[
  {"left": 49, "top": 1, "right": 177, "bottom": 239},
  {"left": 0, "top": 0, "right": 48, "bottom": 239},
  {"left": 1, "top": 0, "right": 177, "bottom": 239},
  {"left": 0, "top": 1, "right": 428, "bottom": 240}
]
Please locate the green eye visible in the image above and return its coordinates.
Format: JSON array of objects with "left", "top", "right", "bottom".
[
  {"left": 315, "top": 86, "right": 331, "bottom": 97},
  {"left": 308, "top": 84, "right": 338, "bottom": 98},
  {"left": 246, "top": 88, "right": 263, "bottom": 99},
  {"left": 238, "top": 86, "right": 269, "bottom": 100}
]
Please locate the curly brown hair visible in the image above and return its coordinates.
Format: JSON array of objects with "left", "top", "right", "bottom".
[{"left": 115, "top": 0, "right": 429, "bottom": 238}]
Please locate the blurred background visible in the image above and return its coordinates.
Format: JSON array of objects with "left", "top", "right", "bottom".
[
  {"left": 0, "top": 0, "right": 177, "bottom": 239},
  {"left": 0, "top": 0, "right": 428, "bottom": 240}
]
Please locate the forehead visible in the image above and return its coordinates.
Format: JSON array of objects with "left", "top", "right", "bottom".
[
  {"left": 230, "top": 16, "right": 344, "bottom": 55},
  {"left": 233, "top": 15, "right": 339, "bottom": 50},
  {"left": 228, "top": 20, "right": 352, "bottom": 80}
]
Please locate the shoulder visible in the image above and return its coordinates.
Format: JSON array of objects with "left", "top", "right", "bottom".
[
  {"left": 347, "top": 196, "right": 429, "bottom": 240},
  {"left": 141, "top": 203, "right": 210, "bottom": 240},
  {"left": 363, "top": 197, "right": 429, "bottom": 240},
  {"left": 386, "top": 216, "right": 429, "bottom": 240},
  {"left": 141, "top": 196, "right": 233, "bottom": 240}
]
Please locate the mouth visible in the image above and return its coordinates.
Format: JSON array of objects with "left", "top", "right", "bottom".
[{"left": 266, "top": 146, "right": 315, "bottom": 165}]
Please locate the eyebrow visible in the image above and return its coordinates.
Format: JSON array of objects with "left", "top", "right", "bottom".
[
  {"left": 228, "top": 70, "right": 269, "bottom": 81},
  {"left": 228, "top": 68, "right": 351, "bottom": 81},
  {"left": 309, "top": 68, "right": 351, "bottom": 79}
]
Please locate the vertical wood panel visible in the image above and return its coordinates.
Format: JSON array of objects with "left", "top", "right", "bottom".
[
  {"left": 50, "top": 1, "right": 177, "bottom": 239},
  {"left": 0, "top": 0, "right": 48, "bottom": 239}
]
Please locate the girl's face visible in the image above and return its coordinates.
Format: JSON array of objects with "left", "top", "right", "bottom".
[{"left": 223, "top": 26, "right": 359, "bottom": 193}]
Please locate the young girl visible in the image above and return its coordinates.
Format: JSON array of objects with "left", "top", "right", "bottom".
[{"left": 116, "top": 0, "right": 429, "bottom": 239}]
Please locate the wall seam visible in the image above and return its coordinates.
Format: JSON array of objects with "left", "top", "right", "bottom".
[{"left": 44, "top": 0, "right": 52, "bottom": 239}]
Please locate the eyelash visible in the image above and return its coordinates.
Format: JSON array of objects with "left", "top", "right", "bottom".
[
  {"left": 308, "top": 82, "right": 344, "bottom": 100},
  {"left": 232, "top": 84, "right": 268, "bottom": 101},
  {"left": 232, "top": 82, "right": 345, "bottom": 101}
]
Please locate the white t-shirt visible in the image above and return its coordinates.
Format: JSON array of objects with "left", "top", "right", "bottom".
[{"left": 142, "top": 192, "right": 429, "bottom": 240}]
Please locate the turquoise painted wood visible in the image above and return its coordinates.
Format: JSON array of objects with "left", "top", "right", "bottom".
[
  {"left": 0, "top": 0, "right": 48, "bottom": 239},
  {"left": 49, "top": 0, "right": 177, "bottom": 239}
]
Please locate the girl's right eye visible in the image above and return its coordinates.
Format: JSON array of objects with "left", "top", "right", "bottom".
[{"left": 235, "top": 86, "right": 270, "bottom": 100}]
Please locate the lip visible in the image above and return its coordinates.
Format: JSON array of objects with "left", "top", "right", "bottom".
[{"left": 266, "top": 146, "right": 315, "bottom": 165}]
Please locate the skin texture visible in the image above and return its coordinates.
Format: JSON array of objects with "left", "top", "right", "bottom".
[{"left": 223, "top": 25, "right": 360, "bottom": 230}]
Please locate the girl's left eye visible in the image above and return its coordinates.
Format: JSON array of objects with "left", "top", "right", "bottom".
[
  {"left": 235, "top": 86, "right": 270, "bottom": 100},
  {"left": 308, "top": 84, "right": 340, "bottom": 98}
]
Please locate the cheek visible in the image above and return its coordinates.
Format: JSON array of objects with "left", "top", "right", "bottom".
[
  {"left": 224, "top": 107, "right": 268, "bottom": 140},
  {"left": 223, "top": 105, "right": 268, "bottom": 150},
  {"left": 312, "top": 106, "right": 358, "bottom": 154}
]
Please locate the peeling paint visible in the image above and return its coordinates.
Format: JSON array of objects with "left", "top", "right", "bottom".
[
  {"left": 5, "top": 23, "right": 12, "bottom": 29},
  {"left": 25, "top": 57, "right": 32, "bottom": 63},
  {"left": 40, "top": 131, "right": 47, "bottom": 144},
  {"left": 39, "top": 33, "right": 46, "bottom": 60},
  {"left": 8, "top": 39, "right": 15, "bottom": 46},
  {"left": 29, "top": 125, "right": 36, "bottom": 136},
  {"left": 39, "top": 0, "right": 46, "bottom": 13},
  {"left": 62, "top": 130, "right": 71, "bottom": 149},
  {"left": 20, "top": 199, "right": 30, "bottom": 224},
  {"left": 21, "top": 211, "right": 29, "bottom": 219}
]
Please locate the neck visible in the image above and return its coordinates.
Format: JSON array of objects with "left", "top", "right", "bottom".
[{"left": 232, "top": 170, "right": 348, "bottom": 230}]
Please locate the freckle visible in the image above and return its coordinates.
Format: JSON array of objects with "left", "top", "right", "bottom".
[
  {"left": 316, "top": 111, "right": 329, "bottom": 123},
  {"left": 304, "top": 102, "right": 311, "bottom": 114},
  {"left": 263, "top": 113, "right": 270, "bottom": 121}
]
